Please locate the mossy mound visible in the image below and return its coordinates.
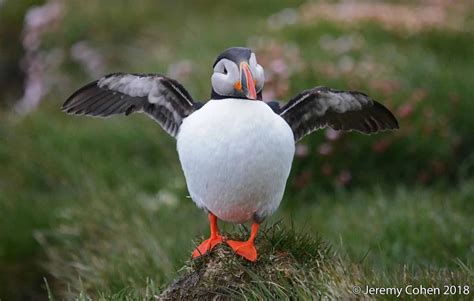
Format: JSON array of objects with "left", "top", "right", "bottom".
[{"left": 159, "top": 224, "right": 359, "bottom": 300}]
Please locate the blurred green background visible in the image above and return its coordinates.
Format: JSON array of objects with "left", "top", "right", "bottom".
[{"left": 1, "top": 0, "right": 473, "bottom": 299}]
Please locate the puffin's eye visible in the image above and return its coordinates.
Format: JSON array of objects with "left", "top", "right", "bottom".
[{"left": 214, "top": 61, "right": 229, "bottom": 75}]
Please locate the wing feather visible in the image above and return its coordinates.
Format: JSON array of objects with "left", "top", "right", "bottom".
[
  {"left": 280, "top": 87, "right": 399, "bottom": 141},
  {"left": 62, "top": 73, "right": 201, "bottom": 137}
]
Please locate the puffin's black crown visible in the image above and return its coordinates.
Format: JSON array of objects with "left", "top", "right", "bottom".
[{"left": 213, "top": 47, "right": 252, "bottom": 67}]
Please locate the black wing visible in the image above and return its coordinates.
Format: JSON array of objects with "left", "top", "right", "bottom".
[
  {"left": 265, "top": 100, "right": 282, "bottom": 113},
  {"left": 280, "top": 87, "right": 399, "bottom": 142},
  {"left": 62, "top": 73, "right": 201, "bottom": 137}
]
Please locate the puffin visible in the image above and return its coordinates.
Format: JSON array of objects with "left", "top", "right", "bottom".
[{"left": 62, "top": 47, "right": 398, "bottom": 262}]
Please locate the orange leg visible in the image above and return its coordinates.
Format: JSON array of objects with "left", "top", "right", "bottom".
[
  {"left": 192, "top": 213, "right": 224, "bottom": 258},
  {"left": 227, "top": 223, "right": 259, "bottom": 262}
]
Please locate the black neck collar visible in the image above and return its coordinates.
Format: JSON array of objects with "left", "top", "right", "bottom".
[{"left": 210, "top": 89, "right": 263, "bottom": 100}]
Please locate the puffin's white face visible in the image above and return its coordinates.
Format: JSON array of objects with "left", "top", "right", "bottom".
[{"left": 212, "top": 51, "right": 264, "bottom": 100}]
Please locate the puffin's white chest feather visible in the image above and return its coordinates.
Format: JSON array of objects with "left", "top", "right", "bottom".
[{"left": 177, "top": 99, "right": 295, "bottom": 223}]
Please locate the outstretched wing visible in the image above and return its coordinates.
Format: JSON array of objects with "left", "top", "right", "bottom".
[
  {"left": 280, "top": 87, "right": 399, "bottom": 142},
  {"left": 62, "top": 73, "right": 201, "bottom": 137}
]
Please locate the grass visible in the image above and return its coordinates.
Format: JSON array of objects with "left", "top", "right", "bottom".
[
  {"left": 1, "top": 105, "right": 472, "bottom": 298},
  {"left": 284, "top": 186, "right": 474, "bottom": 269},
  {"left": 159, "top": 224, "right": 350, "bottom": 300},
  {"left": 1, "top": 0, "right": 474, "bottom": 299}
]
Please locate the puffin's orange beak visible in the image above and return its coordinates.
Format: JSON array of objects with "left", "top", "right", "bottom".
[{"left": 238, "top": 62, "right": 257, "bottom": 100}]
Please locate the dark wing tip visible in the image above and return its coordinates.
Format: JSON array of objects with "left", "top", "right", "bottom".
[
  {"left": 372, "top": 101, "right": 400, "bottom": 131},
  {"left": 61, "top": 81, "right": 99, "bottom": 112},
  {"left": 61, "top": 73, "right": 128, "bottom": 113}
]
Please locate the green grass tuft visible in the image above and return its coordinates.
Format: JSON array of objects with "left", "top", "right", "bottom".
[{"left": 159, "top": 223, "right": 355, "bottom": 300}]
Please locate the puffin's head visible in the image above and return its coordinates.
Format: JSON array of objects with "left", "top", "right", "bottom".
[{"left": 211, "top": 47, "right": 264, "bottom": 100}]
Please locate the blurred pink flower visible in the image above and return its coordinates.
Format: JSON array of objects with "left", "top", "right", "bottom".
[
  {"left": 295, "top": 143, "right": 309, "bottom": 158},
  {"left": 336, "top": 170, "right": 352, "bottom": 186},
  {"left": 318, "top": 143, "right": 333, "bottom": 156},
  {"left": 325, "top": 128, "right": 342, "bottom": 141},
  {"left": 299, "top": 2, "right": 469, "bottom": 33},
  {"left": 271, "top": 59, "right": 288, "bottom": 75},
  {"left": 262, "top": 90, "right": 276, "bottom": 101},
  {"left": 369, "top": 79, "right": 400, "bottom": 96},
  {"left": 372, "top": 139, "right": 391, "bottom": 154},
  {"left": 22, "top": 1, "right": 64, "bottom": 50},
  {"left": 15, "top": 0, "right": 64, "bottom": 115},
  {"left": 267, "top": 8, "right": 298, "bottom": 30},
  {"left": 397, "top": 103, "right": 414, "bottom": 119},
  {"left": 70, "top": 41, "right": 105, "bottom": 78}
]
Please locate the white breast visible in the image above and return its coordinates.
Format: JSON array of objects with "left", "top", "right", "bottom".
[{"left": 176, "top": 99, "right": 295, "bottom": 223}]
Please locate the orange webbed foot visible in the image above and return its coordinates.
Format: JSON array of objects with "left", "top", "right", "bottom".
[
  {"left": 192, "top": 213, "right": 224, "bottom": 259},
  {"left": 192, "top": 234, "right": 224, "bottom": 258},
  {"left": 228, "top": 223, "right": 260, "bottom": 262},
  {"left": 227, "top": 240, "right": 258, "bottom": 262}
]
